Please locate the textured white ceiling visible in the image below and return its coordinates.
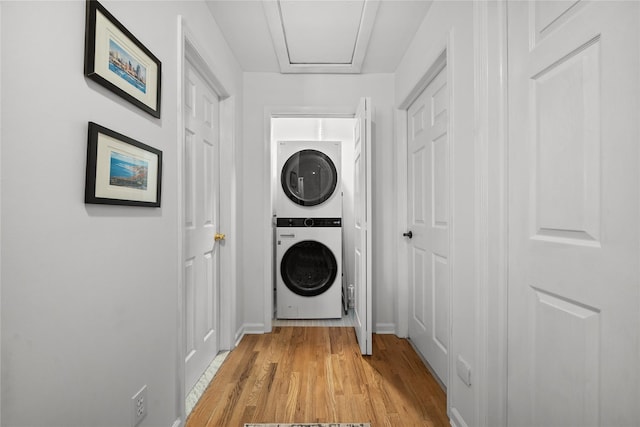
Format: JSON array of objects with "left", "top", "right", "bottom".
[{"left": 205, "top": 0, "right": 433, "bottom": 73}]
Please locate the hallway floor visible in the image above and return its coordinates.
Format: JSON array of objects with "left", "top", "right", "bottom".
[{"left": 186, "top": 327, "right": 448, "bottom": 427}]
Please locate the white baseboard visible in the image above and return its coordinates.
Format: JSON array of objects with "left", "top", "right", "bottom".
[
  {"left": 171, "top": 418, "right": 182, "bottom": 427},
  {"left": 234, "top": 326, "right": 244, "bottom": 347},
  {"left": 245, "top": 323, "right": 267, "bottom": 333},
  {"left": 234, "top": 323, "right": 265, "bottom": 347},
  {"left": 375, "top": 323, "right": 396, "bottom": 334},
  {"left": 450, "top": 407, "right": 468, "bottom": 427}
]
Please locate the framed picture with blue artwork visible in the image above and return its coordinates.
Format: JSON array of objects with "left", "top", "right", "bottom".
[
  {"left": 84, "top": 0, "right": 161, "bottom": 118},
  {"left": 85, "top": 122, "right": 162, "bottom": 207}
]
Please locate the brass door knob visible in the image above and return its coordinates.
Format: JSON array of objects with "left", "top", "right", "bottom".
[{"left": 214, "top": 233, "right": 226, "bottom": 241}]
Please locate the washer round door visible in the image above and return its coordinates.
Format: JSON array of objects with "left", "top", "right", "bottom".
[
  {"left": 281, "top": 149, "right": 338, "bottom": 206},
  {"left": 280, "top": 240, "right": 338, "bottom": 297}
]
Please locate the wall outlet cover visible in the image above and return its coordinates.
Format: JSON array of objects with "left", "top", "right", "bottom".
[
  {"left": 456, "top": 355, "right": 472, "bottom": 387},
  {"left": 132, "top": 385, "right": 148, "bottom": 427}
]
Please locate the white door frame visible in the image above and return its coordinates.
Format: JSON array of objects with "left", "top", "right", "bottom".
[
  {"left": 396, "top": 44, "right": 452, "bottom": 409},
  {"left": 396, "top": 49, "right": 447, "bottom": 340},
  {"left": 263, "top": 106, "right": 356, "bottom": 333},
  {"left": 474, "top": 1, "right": 508, "bottom": 425},
  {"left": 0, "top": 3, "right": 3, "bottom": 421},
  {"left": 176, "top": 16, "right": 237, "bottom": 423}
]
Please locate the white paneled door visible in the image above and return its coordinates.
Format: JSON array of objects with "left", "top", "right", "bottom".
[
  {"left": 406, "top": 68, "right": 449, "bottom": 386},
  {"left": 183, "top": 58, "right": 221, "bottom": 393},
  {"left": 354, "top": 97, "right": 372, "bottom": 355},
  {"left": 508, "top": 1, "right": 639, "bottom": 425}
]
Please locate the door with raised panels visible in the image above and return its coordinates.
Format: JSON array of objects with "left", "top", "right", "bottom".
[
  {"left": 508, "top": 1, "right": 640, "bottom": 425},
  {"left": 406, "top": 67, "right": 449, "bottom": 386},
  {"left": 183, "top": 58, "right": 221, "bottom": 393},
  {"left": 354, "top": 97, "right": 372, "bottom": 355}
]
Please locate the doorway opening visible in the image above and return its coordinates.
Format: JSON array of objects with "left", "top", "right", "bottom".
[
  {"left": 177, "top": 18, "right": 237, "bottom": 421},
  {"left": 263, "top": 99, "right": 372, "bottom": 355},
  {"left": 398, "top": 49, "right": 450, "bottom": 394},
  {"left": 270, "top": 117, "right": 356, "bottom": 327}
]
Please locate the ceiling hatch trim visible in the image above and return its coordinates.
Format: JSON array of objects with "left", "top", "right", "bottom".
[{"left": 262, "top": 0, "right": 380, "bottom": 74}]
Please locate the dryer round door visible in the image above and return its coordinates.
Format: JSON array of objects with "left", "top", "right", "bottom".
[
  {"left": 281, "top": 149, "right": 338, "bottom": 206},
  {"left": 280, "top": 240, "right": 338, "bottom": 297}
]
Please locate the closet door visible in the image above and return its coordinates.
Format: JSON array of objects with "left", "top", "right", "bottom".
[
  {"left": 406, "top": 67, "right": 449, "bottom": 386},
  {"left": 354, "top": 97, "right": 372, "bottom": 355},
  {"left": 507, "top": 2, "right": 640, "bottom": 425}
]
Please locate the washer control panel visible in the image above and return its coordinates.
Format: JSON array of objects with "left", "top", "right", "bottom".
[{"left": 276, "top": 217, "right": 341, "bottom": 227}]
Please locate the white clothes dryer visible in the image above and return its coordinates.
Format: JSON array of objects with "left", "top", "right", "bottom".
[
  {"left": 276, "top": 141, "right": 342, "bottom": 218},
  {"left": 276, "top": 217, "right": 342, "bottom": 319}
]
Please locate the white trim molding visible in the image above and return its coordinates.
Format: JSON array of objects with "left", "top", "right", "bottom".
[
  {"left": 175, "top": 17, "right": 186, "bottom": 424},
  {"left": 398, "top": 50, "right": 447, "bottom": 111},
  {"left": 374, "top": 323, "right": 396, "bottom": 334},
  {"left": 219, "top": 95, "right": 237, "bottom": 352},
  {"left": 394, "top": 108, "right": 409, "bottom": 338},
  {"left": 487, "top": 1, "right": 509, "bottom": 426},
  {"left": 473, "top": 1, "right": 491, "bottom": 426},
  {"left": 262, "top": 0, "right": 380, "bottom": 74},
  {"left": 263, "top": 105, "right": 358, "bottom": 335},
  {"left": 472, "top": 1, "right": 509, "bottom": 426},
  {"left": 450, "top": 408, "right": 470, "bottom": 427},
  {"left": 444, "top": 28, "right": 456, "bottom": 425},
  {"left": 0, "top": 3, "right": 3, "bottom": 422},
  {"left": 235, "top": 323, "right": 266, "bottom": 348}
]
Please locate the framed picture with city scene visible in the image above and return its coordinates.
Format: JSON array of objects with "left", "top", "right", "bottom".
[
  {"left": 84, "top": 0, "right": 161, "bottom": 118},
  {"left": 85, "top": 122, "right": 162, "bottom": 207}
]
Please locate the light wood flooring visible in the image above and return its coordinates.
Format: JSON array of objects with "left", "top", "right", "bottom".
[{"left": 186, "top": 327, "right": 448, "bottom": 427}]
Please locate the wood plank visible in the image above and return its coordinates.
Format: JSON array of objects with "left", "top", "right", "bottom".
[{"left": 186, "top": 327, "right": 447, "bottom": 427}]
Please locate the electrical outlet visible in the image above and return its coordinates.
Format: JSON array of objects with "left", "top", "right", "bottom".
[
  {"left": 456, "top": 356, "right": 472, "bottom": 387},
  {"left": 131, "top": 385, "right": 148, "bottom": 427}
]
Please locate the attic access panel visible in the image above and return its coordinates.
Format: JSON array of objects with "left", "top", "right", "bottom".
[
  {"left": 263, "top": 0, "right": 380, "bottom": 73},
  {"left": 281, "top": 0, "right": 363, "bottom": 64}
]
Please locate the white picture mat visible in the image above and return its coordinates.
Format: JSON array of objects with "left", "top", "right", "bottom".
[
  {"left": 94, "top": 9, "right": 158, "bottom": 109},
  {"left": 94, "top": 132, "right": 159, "bottom": 203}
]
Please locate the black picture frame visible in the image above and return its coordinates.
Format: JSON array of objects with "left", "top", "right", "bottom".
[
  {"left": 84, "top": 0, "right": 162, "bottom": 118},
  {"left": 85, "top": 122, "right": 162, "bottom": 207}
]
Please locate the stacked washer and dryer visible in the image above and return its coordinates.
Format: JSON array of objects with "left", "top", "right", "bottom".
[{"left": 275, "top": 141, "right": 343, "bottom": 319}]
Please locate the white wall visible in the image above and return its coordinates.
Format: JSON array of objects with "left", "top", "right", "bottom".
[
  {"left": 395, "top": 1, "right": 479, "bottom": 427},
  {"left": 0, "top": 2, "right": 242, "bottom": 426},
  {"left": 241, "top": 73, "right": 396, "bottom": 334}
]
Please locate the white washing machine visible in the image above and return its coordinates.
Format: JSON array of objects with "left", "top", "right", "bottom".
[
  {"left": 276, "top": 141, "right": 342, "bottom": 218},
  {"left": 276, "top": 217, "right": 342, "bottom": 319}
]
